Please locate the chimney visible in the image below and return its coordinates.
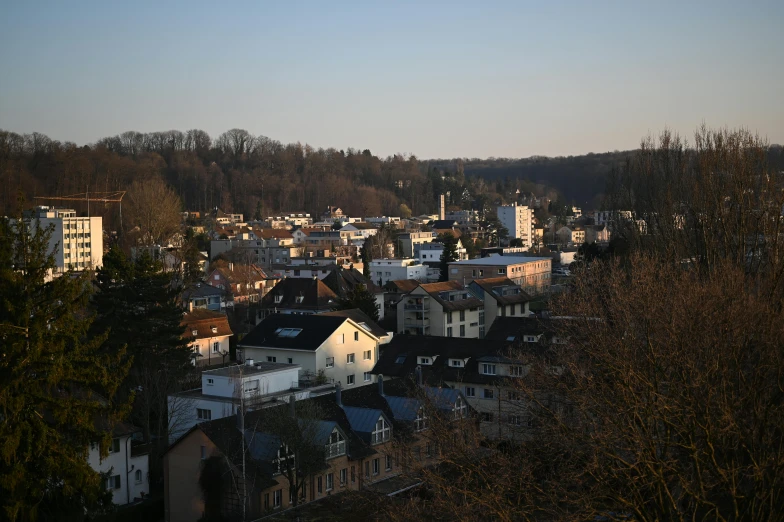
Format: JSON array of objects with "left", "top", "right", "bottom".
[
  {"left": 289, "top": 394, "right": 296, "bottom": 418},
  {"left": 245, "top": 358, "right": 254, "bottom": 366},
  {"left": 439, "top": 194, "right": 445, "bottom": 221},
  {"left": 335, "top": 382, "right": 343, "bottom": 407},
  {"left": 378, "top": 375, "right": 384, "bottom": 396},
  {"left": 415, "top": 365, "right": 423, "bottom": 386}
]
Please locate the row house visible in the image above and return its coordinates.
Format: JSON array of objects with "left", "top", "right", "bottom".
[
  {"left": 164, "top": 378, "right": 472, "bottom": 522},
  {"left": 181, "top": 309, "right": 234, "bottom": 367},
  {"left": 238, "top": 310, "right": 391, "bottom": 388},
  {"left": 397, "top": 281, "right": 483, "bottom": 338}
]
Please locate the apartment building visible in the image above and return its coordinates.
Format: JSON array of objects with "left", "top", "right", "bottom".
[
  {"left": 496, "top": 203, "right": 534, "bottom": 248},
  {"left": 88, "top": 422, "right": 150, "bottom": 506},
  {"left": 397, "top": 281, "right": 483, "bottom": 338},
  {"left": 396, "top": 231, "right": 436, "bottom": 258},
  {"left": 369, "top": 258, "right": 427, "bottom": 286},
  {"left": 23, "top": 206, "right": 103, "bottom": 274},
  {"left": 448, "top": 256, "right": 551, "bottom": 295},
  {"left": 468, "top": 277, "right": 532, "bottom": 330}
]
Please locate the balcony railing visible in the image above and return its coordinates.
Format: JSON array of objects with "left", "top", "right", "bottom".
[{"left": 404, "top": 303, "right": 426, "bottom": 310}]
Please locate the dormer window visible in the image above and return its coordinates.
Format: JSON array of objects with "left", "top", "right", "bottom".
[
  {"left": 211, "top": 326, "right": 218, "bottom": 334},
  {"left": 449, "top": 359, "right": 464, "bottom": 368},
  {"left": 415, "top": 407, "right": 428, "bottom": 431},
  {"left": 274, "top": 295, "right": 282, "bottom": 303},
  {"left": 325, "top": 428, "right": 346, "bottom": 458},
  {"left": 273, "top": 444, "right": 295, "bottom": 475},
  {"left": 295, "top": 295, "right": 304, "bottom": 304},
  {"left": 481, "top": 363, "right": 497, "bottom": 375},
  {"left": 371, "top": 417, "right": 391, "bottom": 444},
  {"left": 418, "top": 357, "right": 431, "bottom": 365},
  {"left": 453, "top": 397, "right": 467, "bottom": 419},
  {"left": 191, "top": 329, "right": 198, "bottom": 337}
]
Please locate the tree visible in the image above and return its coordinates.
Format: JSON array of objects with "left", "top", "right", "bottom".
[
  {"left": 0, "top": 210, "right": 129, "bottom": 521},
  {"left": 336, "top": 283, "right": 380, "bottom": 322},
  {"left": 509, "top": 237, "right": 524, "bottom": 248},
  {"left": 331, "top": 220, "right": 343, "bottom": 231},
  {"left": 437, "top": 233, "right": 459, "bottom": 282},
  {"left": 398, "top": 203, "right": 412, "bottom": 219},
  {"left": 125, "top": 176, "right": 182, "bottom": 245},
  {"left": 360, "top": 244, "right": 371, "bottom": 278},
  {"left": 180, "top": 238, "right": 204, "bottom": 285}
]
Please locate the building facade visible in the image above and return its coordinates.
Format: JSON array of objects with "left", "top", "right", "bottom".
[
  {"left": 24, "top": 206, "right": 103, "bottom": 274},
  {"left": 448, "top": 256, "right": 551, "bottom": 295},
  {"left": 497, "top": 204, "right": 534, "bottom": 248}
]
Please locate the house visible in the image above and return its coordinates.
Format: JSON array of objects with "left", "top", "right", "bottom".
[
  {"left": 585, "top": 224, "right": 610, "bottom": 243},
  {"left": 468, "top": 277, "right": 532, "bottom": 328},
  {"left": 180, "top": 283, "right": 225, "bottom": 312},
  {"left": 258, "top": 277, "right": 339, "bottom": 317},
  {"left": 448, "top": 256, "right": 552, "bottom": 296},
  {"left": 167, "top": 362, "right": 337, "bottom": 443},
  {"left": 414, "top": 239, "right": 468, "bottom": 263},
  {"left": 164, "top": 378, "right": 471, "bottom": 522},
  {"left": 382, "top": 279, "right": 420, "bottom": 309},
  {"left": 182, "top": 309, "right": 234, "bottom": 366},
  {"left": 321, "top": 267, "right": 386, "bottom": 320},
  {"left": 396, "top": 281, "right": 484, "bottom": 338},
  {"left": 322, "top": 206, "right": 345, "bottom": 221},
  {"left": 372, "top": 334, "right": 543, "bottom": 440},
  {"left": 556, "top": 226, "right": 585, "bottom": 245},
  {"left": 88, "top": 422, "right": 151, "bottom": 506},
  {"left": 368, "top": 258, "right": 427, "bottom": 287},
  {"left": 428, "top": 219, "right": 459, "bottom": 231},
  {"left": 238, "top": 312, "right": 387, "bottom": 388},
  {"left": 206, "top": 261, "right": 275, "bottom": 304}
]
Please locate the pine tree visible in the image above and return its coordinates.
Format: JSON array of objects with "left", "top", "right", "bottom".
[
  {"left": 360, "top": 244, "right": 371, "bottom": 278},
  {"left": 438, "top": 233, "right": 459, "bottom": 282},
  {"left": 336, "top": 284, "right": 380, "bottom": 322},
  {"left": 0, "top": 211, "right": 130, "bottom": 521}
]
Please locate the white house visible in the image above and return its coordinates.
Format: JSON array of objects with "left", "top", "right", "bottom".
[
  {"left": 368, "top": 258, "right": 427, "bottom": 287},
  {"left": 87, "top": 423, "right": 150, "bottom": 506},
  {"left": 396, "top": 281, "right": 484, "bottom": 338},
  {"left": 238, "top": 312, "right": 391, "bottom": 390},
  {"left": 181, "top": 309, "right": 234, "bottom": 366}
]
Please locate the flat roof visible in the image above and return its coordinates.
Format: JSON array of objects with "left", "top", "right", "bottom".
[
  {"left": 449, "top": 256, "right": 551, "bottom": 266},
  {"left": 204, "top": 362, "right": 300, "bottom": 377}
]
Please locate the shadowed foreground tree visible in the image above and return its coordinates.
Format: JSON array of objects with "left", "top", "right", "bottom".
[
  {"left": 0, "top": 211, "right": 130, "bottom": 521},
  {"left": 336, "top": 283, "right": 380, "bottom": 322}
]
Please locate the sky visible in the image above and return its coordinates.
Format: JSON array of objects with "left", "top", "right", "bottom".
[{"left": 1, "top": 0, "right": 782, "bottom": 159}]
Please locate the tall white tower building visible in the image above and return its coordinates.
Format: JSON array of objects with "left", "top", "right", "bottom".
[
  {"left": 496, "top": 203, "right": 534, "bottom": 248},
  {"left": 24, "top": 206, "right": 104, "bottom": 274}
]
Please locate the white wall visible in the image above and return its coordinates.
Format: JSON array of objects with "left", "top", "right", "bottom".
[{"left": 87, "top": 435, "right": 149, "bottom": 505}]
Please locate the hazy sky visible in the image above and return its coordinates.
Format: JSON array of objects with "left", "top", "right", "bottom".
[{"left": 1, "top": 1, "right": 782, "bottom": 158}]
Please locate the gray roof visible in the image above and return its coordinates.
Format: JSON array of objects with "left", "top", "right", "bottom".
[
  {"left": 450, "top": 256, "right": 551, "bottom": 266},
  {"left": 342, "top": 406, "right": 384, "bottom": 434},
  {"left": 384, "top": 396, "right": 421, "bottom": 422},
  {"left": 204, "top": 362, "right": 300, "bottom": 377}
]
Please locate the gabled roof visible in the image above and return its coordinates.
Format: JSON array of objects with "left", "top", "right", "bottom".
[
  {"left": 320, "top": 308, "right": 388, "bottom": 339},
  {"left": 239, "top": 313, "right": 350, "bottom": 351},
  {"left": 209, "top": 261, "right": 270, "bottom": 284},
  {"left": 181, "top": 283, "right": 224, "bottom": 301},
  {"left": 181, "top": 309, "right": 233, "bottom": 340},
  {"left": 414, "top": 281, "right": 483, "bottom": 312},
  {"left": 469, "top": 277, "right": 533, "bottom": 306},
  {"left": 260, "top": 277, "right": 338, "bottom": 311},
  {"left": 321, "top": 267, "right": 383, "bottom": 297},
  {"left": 384, "top": 279, "right": 420, "bottom": 293},
  {"left": 254, "top": 228, "right": 293, "bottom": 240}
]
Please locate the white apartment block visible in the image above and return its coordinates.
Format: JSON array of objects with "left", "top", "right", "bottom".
[
  {"left": 25, "top": 206, "right": 103, "bottom": 274},
  {"left": 497, "top": 203, "right": 534, "bottom": 248},
  {"left": 87, "top": 424, "right": 150, "bottom": 505},
  {"left": 397, "top": 281, "right": 484, "bottom": 338},
  {"left": 369, "top": 258, "right": 428, "bottom": 286}
]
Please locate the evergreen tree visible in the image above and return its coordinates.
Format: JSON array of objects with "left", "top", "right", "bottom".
[
  {"left": 90, "top": 247, "right": 190, "bottom": 455},
  {"left": 438, "top": 233, "right": 459, "bottom": 282},
  {"left": 360, "top": 244, "right": 371, "bottom": 278},
  {"left": 180, "top": 239, "right": 204, "bottom": 285},
  {"left": 336, "top": 284, "right": 380, "bottom": 322},
  {"left": 0, "top": 212, "right": 129, "bottom": 521}
]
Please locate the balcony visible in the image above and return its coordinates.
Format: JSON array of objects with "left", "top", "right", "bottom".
[{"left": 404, "top": 303, "right": 426, "bottom": 311}]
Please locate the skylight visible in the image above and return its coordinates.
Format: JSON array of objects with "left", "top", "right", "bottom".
[
  {"left": 395, "top": 355, "right": 406, "bottom": 364},
  {"left": 276, "top": 328, "right": 302, "bottom": 338},
  {"left": 358, "top": 322, "right": 371, "bottom": 331}
]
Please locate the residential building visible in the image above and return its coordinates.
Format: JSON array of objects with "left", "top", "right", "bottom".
[
  {"left": 321, "top": 206, "right": 344, "bottom": 221},
  {"left": 585, "top": 224, "right": 610, "bottom": 243},
  {"left": 396, "top": 231, "right": 436, "bottom": 258},
  {"left": 448, "top": 256, "right": 552, "bottom": 295},
  {"left": 468, "top": 277, "right": 532, "bottom": 334},
  {"left": 497, "top": 203, "right": 534, "bottom": 248},
  {"left": 258, "top": 277, "right": 339, "bottom": 317},
  {"left": 206, "top": 261, "right": 275, "bottom": 304},
  {"left": 22, "top": 206, "right": 103, "bottom": 274},
  {"left": 182, "top": 309, "right": 233, "bottom": 366},
  {"left": 382, "top": 279, "right": 420, "bottom": 309},
  {"left": 556, "top": 226, "right": 586, "bottom": 245},
  {"left": 414, "top": 239, "right": 468, "bottom": 263},
  {"left": 266, "top": 212, "right": 313, "bottom": 228},
  {"left": 238, "top": 312, "right": 389, "bottom": 389},
  {"left": 321, "top": 267, "right": 386, "bottom": 320},
  {"left": 88, "top": 422, "right": 150, "bottom": 506},
  {"left": 396, "top": 281, "right": 483, "bottom": 338},
  {"left": 364, "top": 216, "right": 401, "bottom": 227},
  {"left": 180, "top": 283, "right": 225, "bottom": 312},
  {"left": 369, "top": 258, "right": 427, "bottom": 287}
]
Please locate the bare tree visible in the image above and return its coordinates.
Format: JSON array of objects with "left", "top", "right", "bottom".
[{"left": 125, "top": 176, "right": 183, "bottom": 245}]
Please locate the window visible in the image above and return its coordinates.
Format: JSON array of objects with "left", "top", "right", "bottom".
[
  {"left": 363, "top": 350, "right": 372, "bottom": 360},
  {"left": 425, "top": 442, "right": 432, "bottom": 457},
  {"left": 191, "top": 329, "right": 198, "bottom": 336},
  {"left": 525, "top": 335, "right": 536, "bottom": 342},
  {"left": 325, "top": 428, "right": 346, "bottom": 458},
  {"left": 326, "top": 473, "right": 334, "bottom": 491},
  {"left": 354, "top": 331, "right": 359, "bottom": 341},
  {"left": 508, "top": 414, "right": 523, "bottom": 426},
  {"left": 206, "top": 377, "right": 214, "bottom": 385},
  {"left": 481, "top": 412, "right": 494, "bottom": 422},
  {"left": 274, "top": 294, "right": 282, "bottom": 303},
  {"left": 459, "top": 310, "right": 465, "bottom": 321},
  {"left": 200, "top": 445, "right": 207, "bottom": 459},
  {"left": 104, "top": 475, "right": 121, "bottom": 490},
  {"left": 460, "top": 325, "right": 465, "bottom": 337},
  {"left": 447, "top": 327, "right": 453, "bottom": 337},
  {"left": 135, "top": 469, "right": 143, "bottom": 484},
  {"left": 510, "top": 305, "right": 515, "bottom": 316},
  {"left": 507, "top": 390, "right": 522, "bottom": 401},
  {"left": 212, "top": 342, "right": 220, "bottom": 353},
  {"left": 273, "top": 489, "right": 282, "bottom": 508},
  {"left": 509, "top": 365, "right": 524, "bottom": 377},
  {"left": 346, "top": 374, "right": 355, "bottom": 385},
  {"left": 464, "top": 386, "right": 475, "bottom": 397},
  {"left": 415, "top": 407, "right": 427, "bottom": 431},
  {"left": 267, "top": 356, "right": 277, "bottom": 363},
  {"left": 418, "top": 357, "right": 431, "bottom": 365},
  {"left": 340, "top": 468, "right": 348, "bottom": 486},
  {"left": 372, "top": 458, "right": 380, "bottom": 475},
  {"left": 337, "top": 333, "right": 345, "bottom": 344},
  {"left": 364, "top": 371, "right": 371, "bottom": 382},
  {"left": 450, "top": 359, "right": 463, "bottom": 367},
  {"left": 317, "top": 476, "right": 322, "bottom": 494},
  {"left": 197, "top": 408, "right": 212, "bottom": 420},
  {"left": 482, "top": 363, "right": 497, "bottom": 375},
  {"left": 386, "top": 454, "right": 392, "bottom": 471},
  {"left": 479, "top": 269, "right": 484, "bottom": 276},
  {"left": 109, "top": 438, "right": 120, "bottom": 453},
  {"left": 346, "top": 353, "right": 355, "bottom": 364},
  {"left": 244, "top": 380, "right": 259, "bottom": 393},
  {"left": 326, "top": 357, "right": 334, "bottom": 368},
  {"left": 454, "top": 397, "right": 467, "bottom": 419},
  {"left": 483, "top": 388, "right": 495, "bottom": 399},
  {"left": 287, "top": 357, "right": 293, "bottom": 364},
  {"left": 372, "top": 417, "right": 391, "bottom": 444}
]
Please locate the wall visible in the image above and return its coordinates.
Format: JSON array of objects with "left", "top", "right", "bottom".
[
  {"left": 191, "top": 335, "right": 231, "bottom": 366},
  {"left": 87, "top": 434, "right": 147, "bottom": 505},
  {"left": 164, "top": 429, "right": 216, "bottom": 522}
]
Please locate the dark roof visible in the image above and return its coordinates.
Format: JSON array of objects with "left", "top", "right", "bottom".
[
  {"left": 429, "top": 220, "right": 459, "bottom": 229},
  {"left": 238, "top": 313, "right": 349, "bottom": 351},
  {"left": 371, "top": 334, "right": 517, "bottom": 386},
  {"left": 181, "top": 283, "right": 224, "bottom": 301},
  {"left": 322, "top": 267, "right": 383, "bottom": 297},
  {"left": 469, "top": 277, "right": 533, "bottom": 306},
  {"left": 415, "top": 281, "right": 483, "bottom": 312},
  {"left": 320, "top": 308, "right": 388, "bottom": 338},
  {"left": 260, "top": 277, "right": 338, "bottom": 312}
]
